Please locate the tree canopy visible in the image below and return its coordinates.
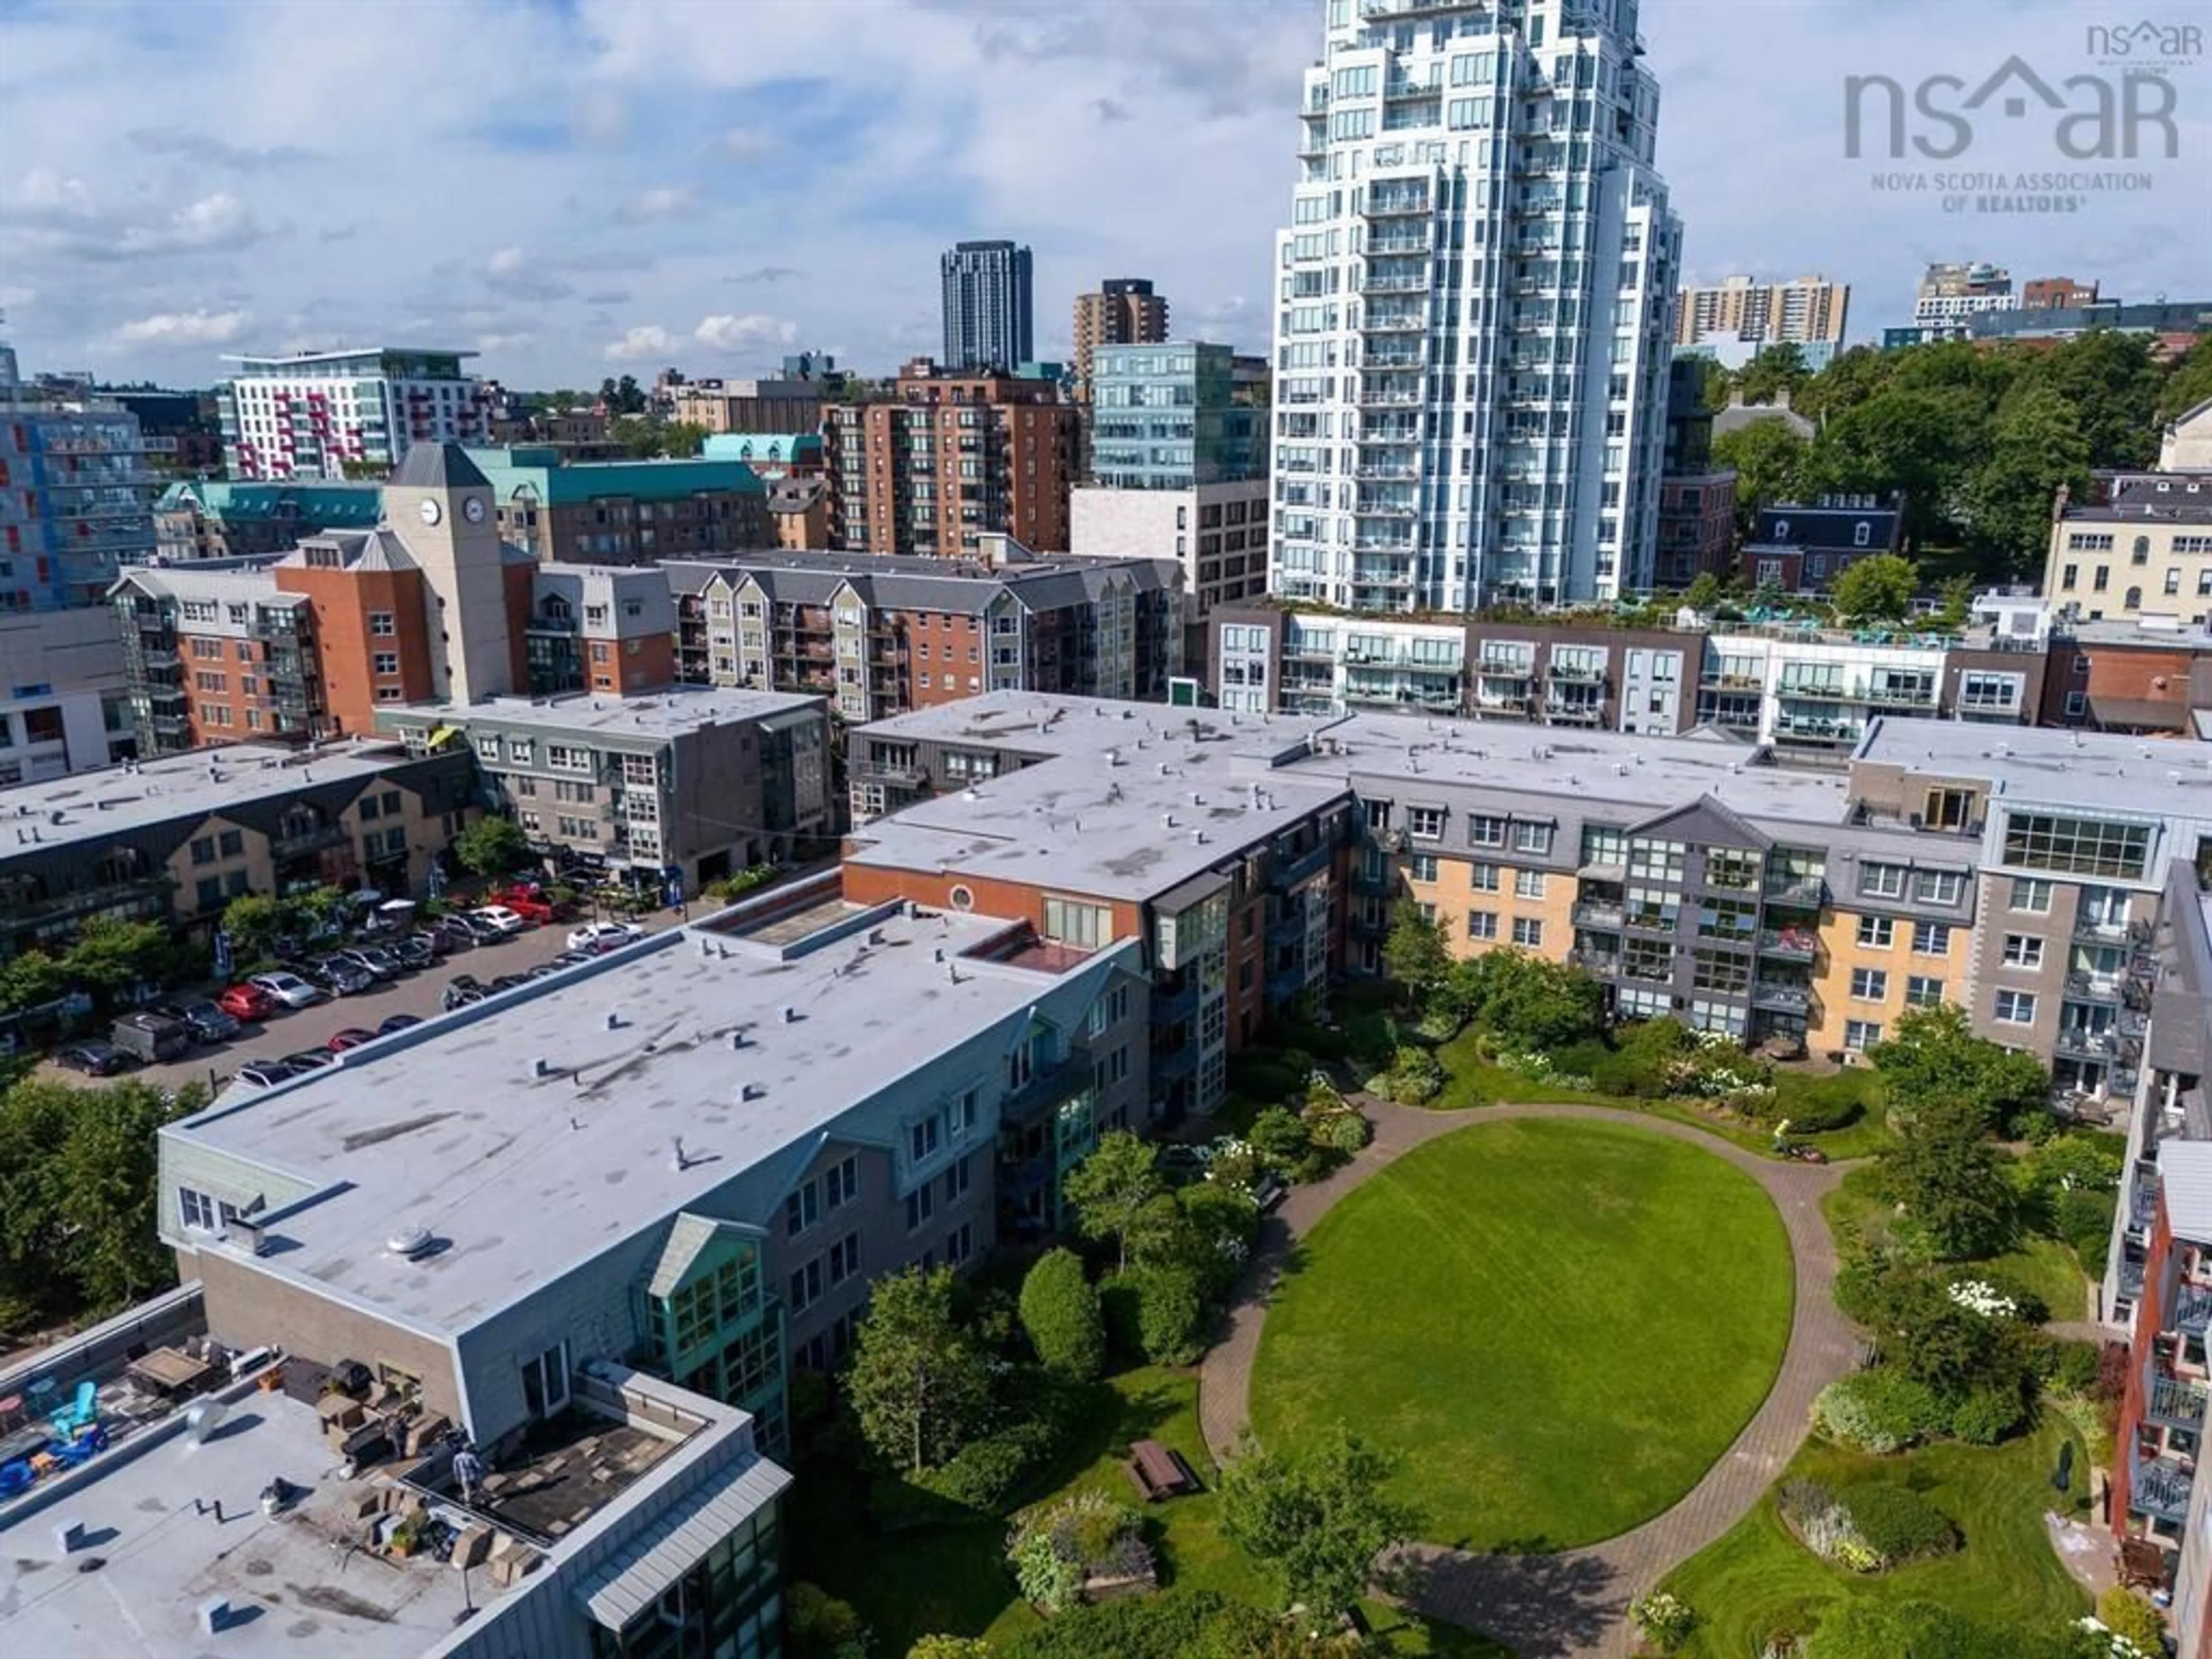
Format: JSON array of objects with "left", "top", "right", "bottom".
[
  {"left": 1829, "top": 553, "right": 1918, "bottom": 623},
  {"left": 451, "top": 814, "right": 535, "bottom": 878},
  {"left": 1869, "top": 1005, "right": 2047, "bottom": 1135},
  {"left": 1063, "top": 1131, "right": 1163, "bottom": 1273},
  {"left": 846, "top": 1266, "right": 995, "bottom": 1474},
  {"left": 1218, "top": 1427, "right": 1419, "bottom": 1623}
]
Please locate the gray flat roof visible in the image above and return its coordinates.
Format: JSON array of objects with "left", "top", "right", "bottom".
[
  {"left": 0, "top": 739, "right": 426, "bottom": 855},
  {"left": 172, "top": 905, "right": 1102, "bottom": 1335},
  {"left": 1275, "top": 711, "right": 1866, "bottom": 829},
  {"left": 380, "top": 685, "right": 824, "bottom": 741},
  {"left": 1854, "top": 715, "right": 2212, "bottom": 816},
  {"left": 2162, "top": 1141, "right": 2212, "bottom": 1243},
  {"left": 0, "top": 1390, "right": 469, "bottom": 1659},
  {"left": 846, "top": 733, "right": 1353, "bottom": 903},
  {"left": 854, "top": 689, "right": 1343, "bottom": 763}
]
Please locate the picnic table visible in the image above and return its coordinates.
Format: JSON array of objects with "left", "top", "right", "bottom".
[
  {"left": 128, "top": 1347, "right": 215, "bottom": 1397},
  {"left": 1126, "top": 1438, "right": 1198, "bottom": 1502}
]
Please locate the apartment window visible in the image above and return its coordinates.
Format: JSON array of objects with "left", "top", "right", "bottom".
[
  {"left": 1904, "top": 975, "right": 1945, "bottom": 1009},
  {"left": 190, "top": 835, "right": 215, "bottom": 866},
  {"left": 908, "top": 1117, "right": 942, "bottom": 1164},
  {"left": 904, "top": 1182, "right": 937, "bottom": 1230},
  {"left": 1511, "top": 821, "right": 1554, "bottom": 857},
  {"left": 1843, "top": 1019, "right": 1883, "bottom": 1051},
  {"left": 945, "top": 1221, "right": 975, "bottom": 1267},
  {"left": 372, "top": 652, "right": 399, "bottom": 676},
  {"left": 1510, "top": 916, "right": 1543, "bottom": 948},
  {"left": 1856, "top": 916, "right": 1893, "bottom": 949},
  {"left": 369, "top": 611, "right": 395, "bottom": 636},
  {"left": 218, "top": 829, "right": 243, "bottom": 857},
  {"left": 1466, "top": 910, "right": 1498, "bottom": 940},
  {"left": 2002, "top": 812, "right": 2152, "bottom": 880},
  {"left": 827, "top": 1232, "right": 862, "bottom": 1287},
  {"left": 1993, "top": 989, "right": 2037, "bottom": 1025},
  {"left": 1910, "top": 921, "right": 1952, "bottom": 956},
  {"left": 1467, "top": 815, "right": 1507, "bottom": 847},
  {"left": 177, "top": 1186, "right": 221, "bottom": 1232},
  {"left": 1858, "top": 862, "right": 1907, "bottom": 899},
  {"left": 1513, "top": 869, "right": 1547, "bottom": 900},
  {"left": 1042, "top": 896, "right": 1113, "bottom": 949},
  {"left": 1468, "top": 862, "right": 1500, "bottom": 892},
  {"left": 1849, "top": 968, "right": 1888, "bottom": 1001},
  {"left": 1914, "top": 871, "right": 1964, "bottom": 907},
  {"left": 519, "top": 1340, "right": 571, "bottom": 1419},
  {"left": 788, "top": 1260, "right": 823, "bottom": 1313},
  {"left": 2012, "top": 878, "right": 2054, "bottom": 914},
  {"left": 1406, "top": 805, "right": 1446, "bottom": 840},
  {"left": 785, "top": 1181, "right": 820, "bottom": 1236},
  {"left": 2001, "top": 934, "right": 2044, "bottom": 968},
  {"left": 1408, "top": 854, "right": 1439, "bottom": 882},
  {"left": 942, "top": 1153, "right": 972, "bottom": 1204}
]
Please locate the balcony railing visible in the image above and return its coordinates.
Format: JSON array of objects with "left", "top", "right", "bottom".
[
  {"left": 2173, "top": 1282, "right": 2212, "bottom": 1334},
  {"left": 1571, "top": 902, "right": 1624, "bottom": 931},
  {"left": 852, "top": 759, "right": 928, "bottom": 787},
  {"left": 1758, "top": 928, "right": 1819, "bottom": 963},
  {"left": 271, "top": 823, "right": 351, "bottom": 861},
  {"left": 1762, "top": 878, "right": 1826, "bottom": 909},
  {"left": 2145, "top": 1361, "right": 2209, "bottom": 1430},
  {"left": 1752, "top": 982, "right": 1812, "bottom": 1014},
  {"left": 2130, "top": 1448, "right": 2195, "bottom": 1523}
]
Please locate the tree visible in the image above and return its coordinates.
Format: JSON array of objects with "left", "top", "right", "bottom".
[
  {"left": 1064, "top": 1131, "right": 1162, "bottom": 1273},
  {"left": 1682, "top": 570, "right": 1723, "bottom": 612},
  {"left": 220, "top": 892, "right": 290, "bottom": 967},
  {"left": 1960, "top": 382, "right": 2092, "bottom": 575},
  {"left": 55, "top": 1080, "right": 191, "bottom": 1306},
  {"left": 1808, "top": 385, "right": 1988, "bottom": 552},
  {"left": 1438, "top": 950, "right": 1606, "bottom": 1053},
  {"left": 1736, "top": 343, "right": 1810, "bottom": 408},
  {"left": 1381, "top": 902, "right": 1450, "bottom": 999},
  {"left": 1869, "top": 1005, "right": 2047, "bottom": 1135},
  {"left": 1018, "top": 1248, "right": 1105, "bottom": 1381},
  {"left": 908, "top": 1639, "right": 994, "bottom": 1659},
  {"left": 1711, "top": 418, "right": 1812, "bottom": 535},
  {"left": 0, "top": 949, "right": 69, "bottom": 1015},
  {"left": 1219, "top": 1427, "right": 1419, "bottom": 1624},
  {"left": 1876, "top": 1096, "right": 2018, "bottom": 1260},
  {"left": 450, "top": 814, "right": 533, "bottom": 878},
  {"left": 786, "top": 1582, "right": 870, "bottom": 1659},
  {"left": 2160, "top": 335, "right": 2212, "bottom": 424},
  {"left": 846, "top": 1266, "right": 995, "bottom": 1473},
  {"left": 1830, "top": 553, "right": 1918, "bottom": 623},
  {"left": 63, "top": 918, "right": 181, "bottom": 1002},
  {"left": 1247, "top": 1106, "right": 1311, "bottom": 1175}
]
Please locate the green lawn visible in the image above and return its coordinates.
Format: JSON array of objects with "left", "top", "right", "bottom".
[
  {"left": 791, "top": 1367, "right": 1510, "bottom": 1656},
  {"left": 1659, "top": 1422, "right": 2093, "bottom": 1656},
  {"left": 1251, "top": 1117, "right": 1796, "bottom": 1552},
  {"left": 1823, "top": 1165, "right": 2091, "bottom": 1325}
]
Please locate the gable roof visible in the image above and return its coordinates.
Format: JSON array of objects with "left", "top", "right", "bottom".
[
  {"left": 391, "top": 442, "right": 490, "bottom": 491},
  {"left": 1623, "top": 792, "right": 1775, "bottom": 850}
]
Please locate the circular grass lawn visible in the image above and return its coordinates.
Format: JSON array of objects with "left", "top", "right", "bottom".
[{"left": 1249, "top": 1116, "right": 1793, "bottom": 1553}]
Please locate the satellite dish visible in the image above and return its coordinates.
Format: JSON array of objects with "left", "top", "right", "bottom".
[{"left": 186, "top": 1399, "right": 229, "bottom": 1444}]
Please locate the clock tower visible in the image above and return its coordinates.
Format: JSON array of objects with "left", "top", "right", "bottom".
[{"left": 386, "top": 443, "right": 513, "bottom": 705}]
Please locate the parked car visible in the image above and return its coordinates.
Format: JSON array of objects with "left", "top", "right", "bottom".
[
  {"left": 393, "top": 934, "right": 441, "bottom": 969},
  {"left": 549, "top": 949, "right": 594, "bottom": 970},
  {"left": 109, "top": 1010, "right": 192, "bottom": 1064},
  {"left": 156, "top": 999, "right": 241, "bottom": 1044},
  {"left": 487, "top": 972, "right": 533, "bottom": 994},
  {"left": 567, "top": 921, "right": 645, "bottom": 953},
  {"left": 327, "top": 1027, "right": 379, "bottom": 1052},
  {"left": 376, "top": 1014, "right": 423, "bottom": 1037},
  {"left": 469, "top": 905, "right": 531, "bottom": 937},
  {"left": 331, "top": 945, "right": 403, "bottom": 982},
  {"left": 442, "top": 975, "right": 486, "bottom": 1012},
  {"left": 440, "top": 914, "right": 499, "bottom": 946},
  {"left": 488, "top": 884, "right": 571, "bottom": 925},
  {"left": 234, "top": 1059, "right": 302, "bottom": 1088},
  {"left": 249, "top": 971, "right": 326, "bottom": 1010},
  {"left": 57, "top": 1040, "right": 137, "bottom": 1077},
  {"left": 309, "top": 957, "right": 376, "bottom": 998},
  {"left": 217, "top": 983, "right": 277, "bottom": 1021},
  {"left": 283, "top": 1049, "right": 338, "bottom": 1073}
]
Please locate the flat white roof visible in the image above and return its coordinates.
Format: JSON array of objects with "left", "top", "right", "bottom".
[
  {"left": 1855, "top": 715, "right": 2212, "bottom": 817},
  {"left": 171, "top": 905, "right": 1102, "bottom": 1335},
  {"left": 380, "top": 687, "right": 823, "bottom": 742}
]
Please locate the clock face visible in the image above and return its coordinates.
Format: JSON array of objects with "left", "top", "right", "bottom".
[
  {"left": 463, "top": 497, "right": 487, "bottom": 524},
  {"left": 418, "top": 498, "right": 443, "bottom": 526}
]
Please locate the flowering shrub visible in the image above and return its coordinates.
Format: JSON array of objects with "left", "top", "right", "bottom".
[
  {"left": 1947, "top": 1279, "right": 2022, "bottom": 1320},
  {"left": 1777, "top": 1479, "right": 1883, "bottom": 1573},
  {"left": 1813, "top": 1369, "right": 1946, "bottom": 1453},
  {"left": 1497, "top": 1050, "right": 1597, "bottom": 1092},
  {"left": 1006, "top": 1491, "right": 1154, "bottom": 1614},
  {"left": 1203, "top": 1137, "right": 1266, "bottom": 1195},
  {"left": 2074, "top": 1616, "right": 2159, "bottom": 1659},
  {"left": 1628, "top": 1590, "right": 1695, "bottom": 1653}
]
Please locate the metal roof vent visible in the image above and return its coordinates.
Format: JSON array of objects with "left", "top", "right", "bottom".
[
  {"left": 387, "top": 1225, "right": 434, "bottom": 1260},
  {"left": 605, "top": 1009, "right": 624, "bottom": 1030},
  {"left": 782, "top": 1005, "right": 798, "bottom": 1022},
  {"left": 532, "top": 1056, "right": 552, "bottom": 1077}
]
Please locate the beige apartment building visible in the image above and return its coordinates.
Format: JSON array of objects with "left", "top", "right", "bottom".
[
  {"left": 2046, "top": 469, "right": 2212, "bottom": 623},
  {"left": 1672, "top": 275, "right": 1849, "bottom": 348},
  {"left": 1071, "top": 278, "right": 1169, "bottom": 399},
  {"left": 671, "top": 377, "right": 826, "bottom": 435}
]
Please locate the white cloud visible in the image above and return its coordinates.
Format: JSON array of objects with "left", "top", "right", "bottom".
[
  {"left": 694, "top": 313, "right": 798, "bottom": 351},
  {"left": 122, "top": 192, "right": 262, "bottom": 253},
  {"left": 487, "top": 246, "right": 529, "bottom": 276},
  {"left": 615, "top": 185, "right": 694, "bottom": 225},
  {"left": 603, "top": 323, "right": 677, "bottom": 362},
  {"left": 475, "top": 331, "right": 536, "bottom": 353},
  {"left": 719, "top": 127, "right": 775, "bottom": 159},
  {"left": 111, "top": 308, "right": 253, "bottom": 347}
]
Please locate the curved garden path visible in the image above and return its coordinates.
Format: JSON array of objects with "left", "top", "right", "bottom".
[{"left": 1195, "top": 1098, "right": 1858, "bottom": 1658}]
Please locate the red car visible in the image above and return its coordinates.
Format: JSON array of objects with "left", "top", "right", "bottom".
[
  {"left": 217, "top": 983, "right": 276, "bottom": 1021},
  {"left": 487, "top": 884, "right": 570, "bottom": 925},
  {"left": 327, "top": 1027, "right": 379, "bottom": 1052}
]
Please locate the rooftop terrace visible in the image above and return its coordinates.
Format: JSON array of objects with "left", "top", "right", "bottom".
[{"left": 1855, "top": 717, "right": 2212, "bottom": 816}]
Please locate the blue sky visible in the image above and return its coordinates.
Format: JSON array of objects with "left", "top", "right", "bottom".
[{"left": 0, "top": 0, "right": 2200, "bottom": 387}]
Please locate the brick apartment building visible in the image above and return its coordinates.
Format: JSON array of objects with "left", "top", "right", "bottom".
[
  {"left": 469, "top": 446, "right": 771, "bottom": 565},
  {"left": 154, "top": 479, "right": 384, "bottom": 563},
  {"left": 824, "top": 359, "right": 1078, "bottom": 557},
  {"left": 665, "top": 543, "right": 1184, "bottom": 725}
]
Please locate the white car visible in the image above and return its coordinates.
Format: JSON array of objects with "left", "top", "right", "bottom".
[
  {"left": 567, "top": 921, "right": 645, "bottom": 953},
  {"left": 469, "top": 905, "right": 531, "bottom": 937},
  {"left": 248, "top": 971, "right": 327, "bottom": 1010}
]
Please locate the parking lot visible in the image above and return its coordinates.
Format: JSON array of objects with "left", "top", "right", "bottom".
[{"left": 39, "top": 919, "right": 662, "bottom": 1096}]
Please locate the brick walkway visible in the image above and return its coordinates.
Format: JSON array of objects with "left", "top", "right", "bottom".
[{"left": 1195, "top": 1099, "right": 1857, "bottom": 1659}]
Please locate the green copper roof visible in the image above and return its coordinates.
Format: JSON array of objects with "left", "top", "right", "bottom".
[
  {"left": 156, "top": 479, "right": 384, "bottom": 525},
  {"left": 465, "top": 446, "right": 766, "bottom": 505}
]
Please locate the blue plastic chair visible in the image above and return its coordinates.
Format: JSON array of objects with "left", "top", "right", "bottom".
[
  {"left": 48, "top": 1380, "right": 97, "bottom": 1439},
  {"left": 0, "top": 1460, "right": 31, "bottom": 1497}
]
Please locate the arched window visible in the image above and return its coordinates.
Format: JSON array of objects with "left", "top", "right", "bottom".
[
  {"left": 2134, "top": 535, "right": 2152, "bottom": 565},
  {"left": 2125, "top": 586, "right": 2143, "bottom": 610},
  {"left": 1773, "top": 518, "right": 1791, "bottom": 541},
  {"left": 1853, "top": 521, "right": 1872, "bottom": 547}
]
